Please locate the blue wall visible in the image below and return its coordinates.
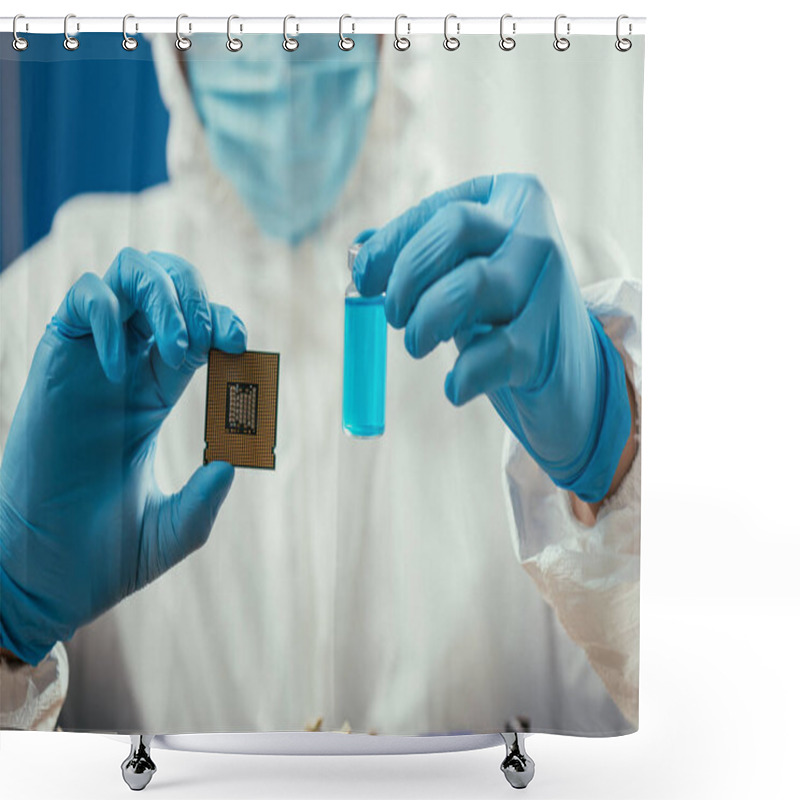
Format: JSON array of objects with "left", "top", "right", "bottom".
[{"left": 0, "top": 34, "right": 170, "bottom": 270}]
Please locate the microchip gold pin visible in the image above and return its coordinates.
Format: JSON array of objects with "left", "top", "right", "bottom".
[{"left": 204, "top": 349, "right": 280, "bottom": 469}]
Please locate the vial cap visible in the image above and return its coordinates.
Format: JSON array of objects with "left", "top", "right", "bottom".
[{"left": 348, "top": 243, "right": 363, "bottom": 273}]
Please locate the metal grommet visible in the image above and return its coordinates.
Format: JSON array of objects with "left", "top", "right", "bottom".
[
  {"left": 283, "top": 15, "right": 299, "bottom": 51},
  {"left": 12, "top": 14, "right": 29, "bottom": 51},
  {"left": 175, "top": 14, "right": 192, "bottom": 51},
  {"left": 226, "top": 15, "right": 243, "bottom": 52},
  {"left": 63, "top": 13, "right": 79, "bottom": 51},
  {"left": 394, "top": 14, "right": 410, "bottom": 51},
  {"left": 553, "top": 14, "right": 570, "bottom": 52},
  {"left": 499, "top": 13, "right": 516, "bottom": 51},
  {"left": 615, "top": 14, "right": 632, "bottom": 52},
  {"left": 339, "top": 14, "right": 355, "bottom": 50},
  {"left": 122, "top": 14, "right": 138, "bottom": 51},
  {"left": 443, "top": 14, "right": 460, "bottom": 51}
]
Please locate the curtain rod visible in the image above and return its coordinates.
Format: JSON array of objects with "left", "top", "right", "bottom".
[{"left": 1, "top": 16, "right": 646, "bottom": 36}]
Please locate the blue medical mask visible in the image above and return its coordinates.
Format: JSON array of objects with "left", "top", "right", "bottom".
[{"left": 185, "top": 35, "right": 379, "bottom": 245}]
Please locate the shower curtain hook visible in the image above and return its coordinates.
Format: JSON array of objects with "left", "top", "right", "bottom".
[
  {"left": 12, "top": 15, "right": 29, "bottom": 51},
  {"left": 443, "top": 14, "right": 460, "bottom": 51},
  {"left": 339, "top": 14, "right": 355, "bottom": 50},
  {"left": 394, "top": 14, "right": 411, "bottom": 51},
  {"left": 175, "top": 14, "right": 192, "bottom": 51},
  {"left": 553, "top": 14, "right": 570, "bottom": 51},
  {"left": 226, "top": 15, "right": 243, "bottom": 51},
  {"left": 499, "top": 14, "right": 516, "bottom": 51},
  {"left": 615, "top": 15, "right": 633, "bottom": 51},
  {"left": 63, "top": 13, "right": 79, "bottom": 51},
  {"left": 283, "top": 15, "right": 299, "bottom": 51},
  {"left": 122, "top": 15, "right": 138, "bottom": 51}
]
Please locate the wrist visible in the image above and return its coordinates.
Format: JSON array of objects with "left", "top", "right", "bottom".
[
  {"left": 0, "top": 498, "right": 59, "bottom": 667},
  {"left": 0, "top": 566, "right": 60, "bottom": 667},
  {"left": 570, "top": 373, "right": 638, "bottom": 525},
  {"left": 0, "top": 646, "right": 29, "bottom": 665},
  {"left": 550, "top": 313, "right": 632, "bottom": 502}
]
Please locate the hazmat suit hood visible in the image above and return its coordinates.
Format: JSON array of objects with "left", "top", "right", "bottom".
[{"left": 147, "top": 33, "right": 435, "bottom": 249}]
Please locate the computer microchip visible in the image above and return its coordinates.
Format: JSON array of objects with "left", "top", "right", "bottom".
[{"left": 204, "top": 349, "right": 280, "bottom": 469}]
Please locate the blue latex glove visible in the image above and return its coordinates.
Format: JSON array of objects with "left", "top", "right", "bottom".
[
  {"left": 353, "top": 174, "right": 631, "bottom": 504},
  {"left": 0, "top": 248, "right": 246, "bottom": 665}
]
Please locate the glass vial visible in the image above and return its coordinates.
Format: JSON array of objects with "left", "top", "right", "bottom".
[{"left": 342, "top": 243, "right": 387, "bottom": 438}]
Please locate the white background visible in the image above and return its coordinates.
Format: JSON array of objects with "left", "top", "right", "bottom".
[{"left": 1, "top": 1, "right": 798, "bottom": 798}]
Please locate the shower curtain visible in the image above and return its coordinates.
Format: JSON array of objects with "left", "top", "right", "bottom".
[{"left": 0, "top": 27, "right": 643, "bottom": 738}]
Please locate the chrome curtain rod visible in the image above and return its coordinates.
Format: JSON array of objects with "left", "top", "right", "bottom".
[{"left": 1, "top": 15, "right": 646, "bottom": 36}]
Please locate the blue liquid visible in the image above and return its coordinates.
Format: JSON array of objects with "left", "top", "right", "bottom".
[{"left": 343, "top": 294, "right": 387, "bottom": 437}]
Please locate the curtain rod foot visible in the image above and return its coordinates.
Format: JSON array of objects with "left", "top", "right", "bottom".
[
  {"left": 500, "top": 731, "right": 535, "bottom": 789},
  {"left": 121, "top": 735, "right": 157, "bottom": 791}
]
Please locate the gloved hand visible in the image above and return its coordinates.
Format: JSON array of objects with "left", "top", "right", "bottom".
[
  {"left": 353, "top": 173, "right": 631, "bottom": 504},
  {"left": 0, "top": 248, "right": 246, "bottom": 665}
]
